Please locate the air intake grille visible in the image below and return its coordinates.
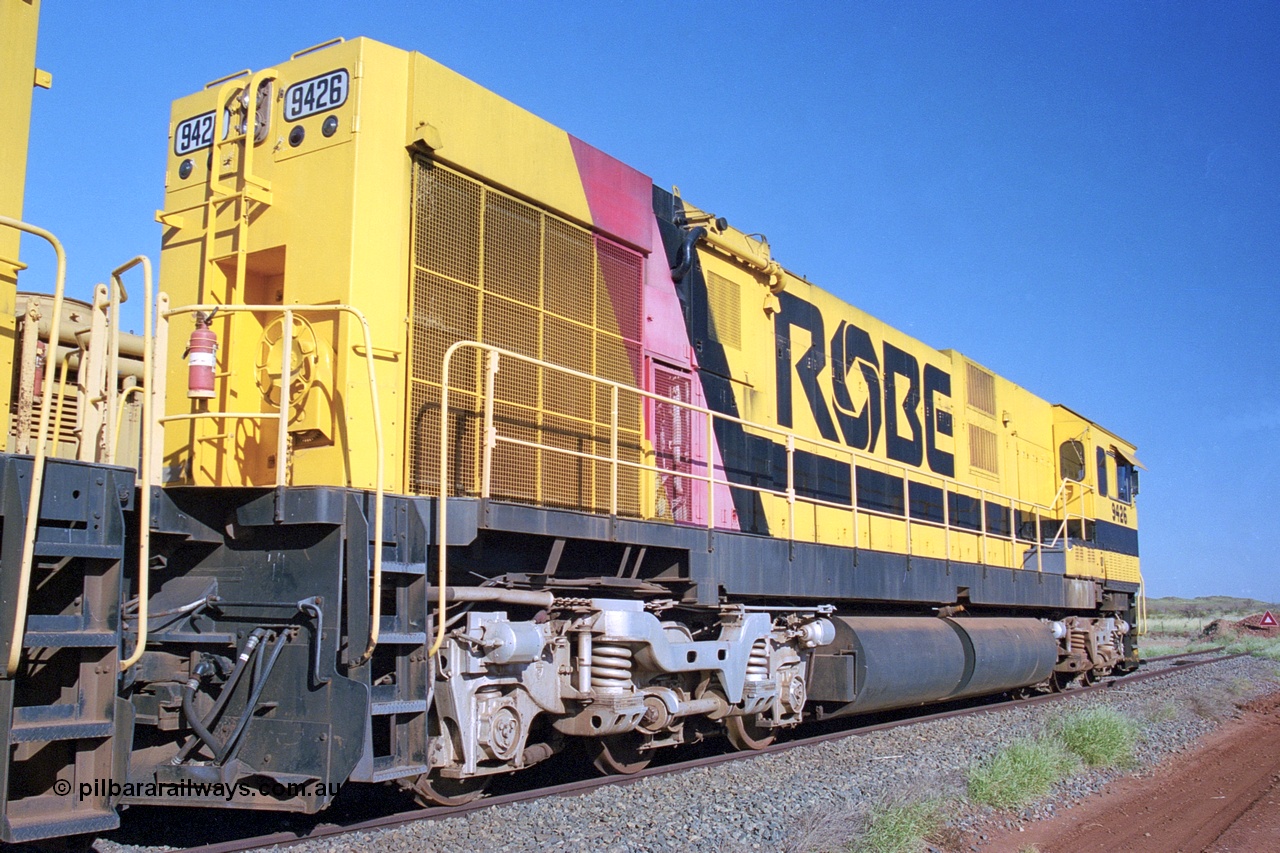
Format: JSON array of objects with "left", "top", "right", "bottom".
[
  {"left": 705, "top": 271, "right": 741, "bottom": 350},
  {"left": 407, "top": 159, "right": 642, "bottom": 515},
  {"left": 966, "top": 362, "right": 996, "bottom": 416},
  {"left": 969, "top": 425, "right": 999, "bottom": 474}
]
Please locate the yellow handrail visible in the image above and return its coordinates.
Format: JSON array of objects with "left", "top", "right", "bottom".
[
  {"left": 112, "top": 385, "right": 145, "bottom": 460},
  {"left": 0, "top": 216, "right": 67, "bottom": 678},
  {"left": 160, "top": 303, "right": 385, "bottom": 667},
  {"left": 432, "top": 340, "right": 1066, "bottom": 654},
  {"left": 114, "top": 256, "right": 153, "bottom": 672}
]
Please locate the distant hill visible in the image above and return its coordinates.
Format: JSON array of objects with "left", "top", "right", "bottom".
[{"left": 1146, "top": 596, "right": 1277, "bottom": 617}]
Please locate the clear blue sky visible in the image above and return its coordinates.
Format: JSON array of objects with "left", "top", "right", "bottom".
[{"left": 18, "top": 2, "right": 1280, "bottom": 600}]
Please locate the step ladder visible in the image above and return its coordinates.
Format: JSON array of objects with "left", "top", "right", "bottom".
[
  {"left": 0, "top": 457, "right": 129, "bottom": 843},
  {"left": 354, "top": 559, "right": 430, "bottom": 782}
]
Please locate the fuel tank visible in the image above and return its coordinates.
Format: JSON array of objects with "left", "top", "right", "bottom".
[{"left": 807, "top": 616, "right": 1057, "bottom": 719}]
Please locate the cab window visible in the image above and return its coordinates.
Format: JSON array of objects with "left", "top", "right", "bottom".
[
  {"left": 1116, "top": 460, "right": 1133, "bottom": 503},
  {"left": 1096, "top": 447, "right": 1109, "bottom": 497},
  {"left": 1059, "top": 439, "right": 1085, "bottom": 482}
]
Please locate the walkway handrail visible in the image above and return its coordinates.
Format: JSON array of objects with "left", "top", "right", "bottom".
[
  {"left": 0, "top": 216, "right": 67, "bottom": 677},
  {"left": 432, "top": 340, "right": 1065, "bottom": 654},
  {"left": 159, "top": 303, "right": 385, "bottom": 667},
  {"left": 113, "top": 256, "right": 153, "bottom": 672}
]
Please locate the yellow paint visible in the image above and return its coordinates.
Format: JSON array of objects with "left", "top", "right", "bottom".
[
  {"left": 153, "top": 33, "right": 1140, "bottom": 585},
  {"left": 0, "top": 0, "right": 43, "bottom": 439},
  {"left": 689, "top": 211, "right": 1141, "bottom": 578},
  {"left": 158, "top": 37, "right": 604, "bottom": 492}
]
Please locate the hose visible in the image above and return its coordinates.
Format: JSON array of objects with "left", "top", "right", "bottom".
[
  {"left": 217, "top": 629, "right": 289, "bottom": 763},
  {"left": 173, "top": 629, "right": 266, "bottom": 764},
  {"left": 670, "top": 226, "right": 706, "bottom": 282}
]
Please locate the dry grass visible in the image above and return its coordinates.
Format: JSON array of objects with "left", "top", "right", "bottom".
[{"left": 967, "top": 738, "right": 1079, "bottom": 809}]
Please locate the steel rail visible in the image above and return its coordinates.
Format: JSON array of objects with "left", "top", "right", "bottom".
[{"left": 166, "top": 652, "right": 1247, "bottom": 853}]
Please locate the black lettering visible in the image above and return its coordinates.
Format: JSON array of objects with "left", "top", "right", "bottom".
[
  {"left": 774, "top": 292, "right": 838, "bottom": 441},
  {"left": 882, "top": 342, "right": 923, "bottom": 467},
  {"left": 830, "top": 319, "right": 881, "bottom": 452},
  {"left": 923, "top": 364, "right": 955, "bottom": 476}
]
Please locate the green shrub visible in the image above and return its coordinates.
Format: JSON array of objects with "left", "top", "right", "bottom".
[
  {"left": 967, "top": 738, "right": 1077, "bottom": 809},
  {"left": 1051, "top": 707, "right": 1137, "bottom": 767},
  {"left": 853, "top": 798, "right": 942, "bottom": 853}
]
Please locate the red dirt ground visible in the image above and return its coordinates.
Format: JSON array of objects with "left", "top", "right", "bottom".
[
  {"left": 1204, "top": 613, "right": 1280, "bottom": 640},
  {"left": 978, "top": 690, "right": 1280, "bottom": 853}
]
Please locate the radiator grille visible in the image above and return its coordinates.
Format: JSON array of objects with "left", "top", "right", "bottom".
[
  {"left": 969, "top": 424, "right": 999, "bottom": 474},
  {"left": 966, "top": 363, "right": 996, "bottom": 416},
  {"left": 407, "top": 159, "right": 642, "bottom": 515}
]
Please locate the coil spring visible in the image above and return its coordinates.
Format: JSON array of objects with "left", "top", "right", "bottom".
[
  {"left": 1070, "top": 631, "right": 1089, "bottom": 654},
  {"left": 745, "top": 638, "right": 770, "bottom": 681},
  {"left": 590, "top": 643, "right": 633, "bottom": 692}
]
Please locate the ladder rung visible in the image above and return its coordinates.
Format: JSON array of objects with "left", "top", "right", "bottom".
[
  {"left": 379, "top": 561, "right": 426, "bottom": 575},
  {"left": 371, "top": 700, "right": 427, "bottom": 716},
  {"left": 32, "top": 542, "right": 121, "bottom": 559},
  {"left": 2, "top": 809, "right": 120, "bottom": 844},
  {"left": 22, "top": 630, "right": 117, "bottom": 648},
  {"left": 369, "top": 761, "right": 429, "bottom": 783},
  {"left": 377, "top": 632, "right": 427, "bottom": 645},
  {"left": 9, "top": 719, "right": 113, "bottom": 744}
]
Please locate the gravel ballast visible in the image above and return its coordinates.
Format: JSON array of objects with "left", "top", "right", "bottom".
[{"left": 93, "top": 655, "right": 1280, "bottom": 853}]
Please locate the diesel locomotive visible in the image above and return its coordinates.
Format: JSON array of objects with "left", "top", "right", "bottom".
[{"left": 0, "top": 12, "right": 1143, "bottom": 842}]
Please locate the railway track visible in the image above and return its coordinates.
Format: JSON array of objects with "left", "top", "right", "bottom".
[{"left": 110, "top": 648, "right": 1238, "bottom": 853}]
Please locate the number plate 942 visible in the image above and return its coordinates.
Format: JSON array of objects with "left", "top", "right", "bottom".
[
  {"left": 284, "top": 69, "right": 349, "bottom": 121},
  {"left": 174, "top": 111, "right": 215, "bottom": 156}
]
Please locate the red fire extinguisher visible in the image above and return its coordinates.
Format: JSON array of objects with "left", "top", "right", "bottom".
[{"left": 185, "top": 308, "right": 219, "bottom": 399}]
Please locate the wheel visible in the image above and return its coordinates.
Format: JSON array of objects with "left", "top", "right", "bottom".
[
  {"left": 724, "top": 715, "right": 776, "bottom": 751},
  {"left": 408, "top": 773, "right": 490, "bottom": 807},
  {"left": 590, "top": 733, "right": 652, "bottom": 775},
  {"left": 1050, "top": 671, "right": 1078, "bottom": 693}
]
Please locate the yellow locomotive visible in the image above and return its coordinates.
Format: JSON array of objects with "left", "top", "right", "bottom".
[{"left": 1, "top": 16, "right": 1142, "bottom": 842}]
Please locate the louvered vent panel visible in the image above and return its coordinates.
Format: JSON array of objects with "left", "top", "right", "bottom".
[
  {"left": 407, "top": 157, "right": 642, "bottom": 514},
  {"left": 966, "top": 363, "right": 996, "bottom": 416},
  {"left": 705, "top": 271, "right": 741, "bottom": 350},
  {"left": 969, "top": 425, "right": 999, "bottom": 474}
]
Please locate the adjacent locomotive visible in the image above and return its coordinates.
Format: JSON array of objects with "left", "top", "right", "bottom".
[{"left": 0, "top": 21, "right": 1143, "bottom": 842}]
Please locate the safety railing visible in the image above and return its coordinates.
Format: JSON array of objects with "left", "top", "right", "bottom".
[
  {"left": 431, "top": 341, "right": 1064, "bottom": 654},
  {"left": 112, "top": 257, "right": 155, "bottom": 672},
  {"left": 1, "top": 216, "right": 68, "bottom": 677},
  {"left": 155, "top": 302, "right": 386, "bottom": 665}
]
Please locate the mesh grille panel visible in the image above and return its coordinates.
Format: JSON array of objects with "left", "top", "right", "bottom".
[
  {"left": 596, "top": 237, "right": 643, "bottom": 342},
  {"left": 481, "top": 294, "right": 539, "bottom": 409},
  {"left": 408, "top": 383, "right": 481, "bottom": 496},
  {"left": 705, "top": 271, "right": 742, "bottom": 350},
  {"left": 544, "top": 218, "right": 594, "bottom": 326},
  {"left": 543, "top": 315, "right": 594, "bottom": 419},
  {"left": 411, "top": 269, "right": 478, "bottom": 388},
  {"left": 967, "top": 362, "right": 996, "bottom": 416},
  {"left": 488, "top": 402, "right": 539, "bottom": 502},
  {"left": 652, "top": 367, "right": 694, "bottom": 522},
  {"left": 484, "top": 194, "right": 541, "bottom": 306},
  {"left": 414, "top": 163, "right": 481, "bottom": 287},
  {"left": 969, "top": 424, "right": 999, "bottom": 474},
  {"left": 407, "top": 158, "right": 644, "bottom": 516}
]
